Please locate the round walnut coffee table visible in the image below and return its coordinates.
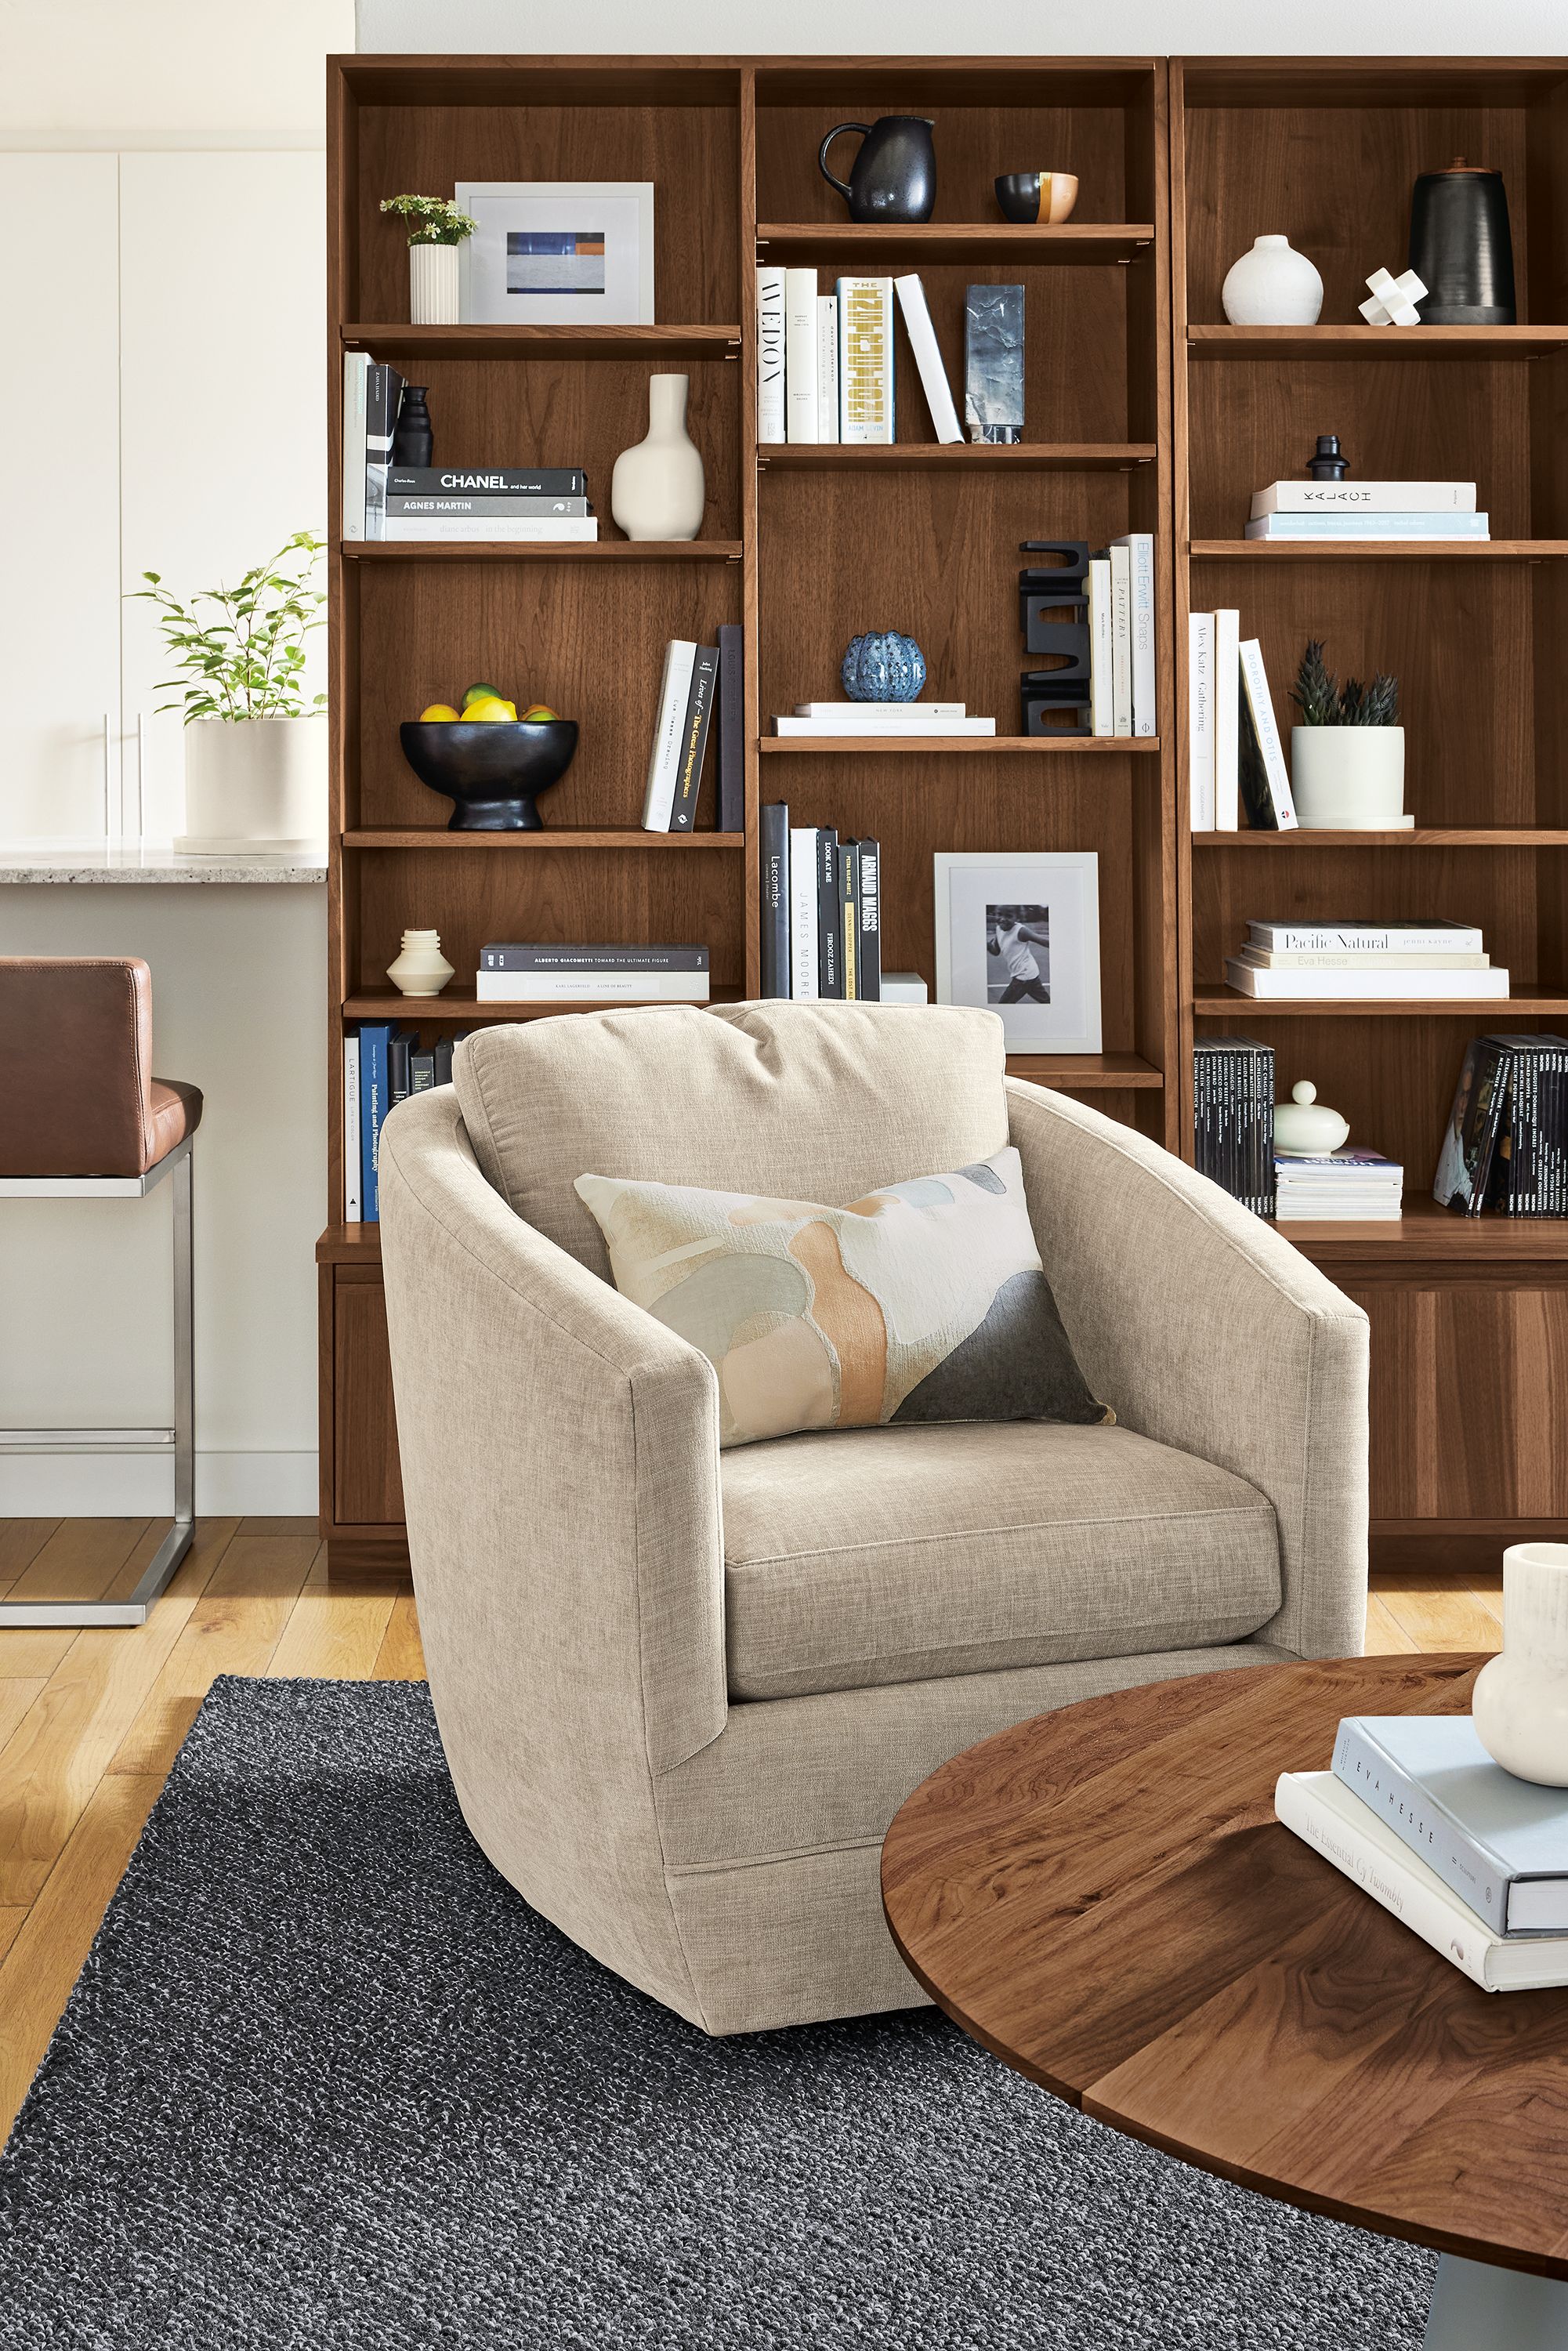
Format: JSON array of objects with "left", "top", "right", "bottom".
[{"left": 882, "top": 1654, "right": 1568, "bottom": 2350}]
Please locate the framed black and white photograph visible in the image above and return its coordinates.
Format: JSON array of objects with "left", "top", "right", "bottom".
[
  {"left": 933, "top": 852, "right": 1102, "bottom": 1052},
  {"left": 456, "top": 183, "right": 654, "bottom": 325}
]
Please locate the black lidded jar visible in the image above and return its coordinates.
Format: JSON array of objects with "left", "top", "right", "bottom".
[{"left": 1408, "top": 158, "right": 1516, "bottom": 325}]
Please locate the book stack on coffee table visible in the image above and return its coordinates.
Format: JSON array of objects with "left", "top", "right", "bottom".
[{"left": 1276, "top": 1714, "right": 1568, "bottom": 1991}]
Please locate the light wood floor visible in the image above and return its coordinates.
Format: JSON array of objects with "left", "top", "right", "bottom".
[{"left": 0, "top": 1516, "right": 1501, "bottom": 2146}]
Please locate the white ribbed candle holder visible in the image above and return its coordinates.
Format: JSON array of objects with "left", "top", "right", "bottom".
[
  {"left": 1472, "top": 1543, "right": 1568, "bottom": 1785},
  {"left": 409, "top": 242, "right": 460, "bottom": 325}
]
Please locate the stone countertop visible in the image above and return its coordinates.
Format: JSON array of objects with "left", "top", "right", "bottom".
[{"left": 0, "top": 844, "right": 328, "bottom": 884}]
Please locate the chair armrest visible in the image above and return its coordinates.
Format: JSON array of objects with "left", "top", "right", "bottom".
[
  {"left": 377, "top": 1088, "right": 727, "bottom": 1777},
  {"left": 1006, "top": 1079, "right": 1369, "bottom": 1658}
]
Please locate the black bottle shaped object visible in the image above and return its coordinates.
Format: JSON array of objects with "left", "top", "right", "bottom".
[
  {"left": 1408, "top": 160, "right": 1516, "bottom": 325},
  {"left": 1306, "top": 435, "right": 1349, "bottom": 481},
  {"left": 392, "top": 384, "right": 433, "bottom": 467}
]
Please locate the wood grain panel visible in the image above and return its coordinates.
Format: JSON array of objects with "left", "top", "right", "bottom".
[{"left": 332, "top": 1275, "right": 406, "bottom": 1527}]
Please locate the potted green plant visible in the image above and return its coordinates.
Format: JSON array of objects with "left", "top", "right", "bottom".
[
  {"left": 380, "top": 194, "right": 478, "bottom": 325},
  {"left": 132, "top": 530, "right": 328, "bottom": 857},
  {"left": 1287, "top": 639, "right": 1407, "bottom": 830}
]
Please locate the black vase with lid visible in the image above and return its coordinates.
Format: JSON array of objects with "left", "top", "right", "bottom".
[
  {"left": 1408, "top": 159, "right": 1516, "bottom": 325},
  {"left": 391, "top": 384, "right": 434, "bottom": 466}
]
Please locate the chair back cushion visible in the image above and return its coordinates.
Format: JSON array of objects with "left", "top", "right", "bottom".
[
  {"left": 0, "top": 956, "right": 200, "bottom": 1177},
  {"left": 453, "top": 1002, "right": 1009, "bottom": 1277}
]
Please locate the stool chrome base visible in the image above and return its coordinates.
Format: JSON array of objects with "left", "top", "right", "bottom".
[{"left": 0, "top": 1141, "right": 194, "bottom": 1630}]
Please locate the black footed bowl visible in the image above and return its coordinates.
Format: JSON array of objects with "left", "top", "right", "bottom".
[{"left": 398, "top": 719, "right": 579, "bottom": 831}]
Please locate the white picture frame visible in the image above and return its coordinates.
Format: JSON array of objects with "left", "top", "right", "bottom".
[
  {"left": 933, "top": 852, "right": 1103, "bottom": 1053},
  {"left": 456, "top": 182, "right": 655, "bottom": 325}
]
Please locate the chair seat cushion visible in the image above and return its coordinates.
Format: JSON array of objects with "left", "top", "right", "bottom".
[
  {"left": 148, "top": 1078, "right": 202, "bottom": 1168},
  {"left": 720, "top": 1421, "right": 1280, "bottom": 1701}
]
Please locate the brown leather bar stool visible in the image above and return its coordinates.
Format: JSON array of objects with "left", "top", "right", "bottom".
[{"left": 0, "top": 958, "right": 202, "bottom": 1627}]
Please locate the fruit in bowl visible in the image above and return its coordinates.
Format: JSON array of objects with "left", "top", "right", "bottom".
[{"left": 400, "top": 679, "right": 578, "bottom": 830}]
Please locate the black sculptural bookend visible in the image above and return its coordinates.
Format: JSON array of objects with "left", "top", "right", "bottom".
[
  {"left": 392, "top": 384, "right": 434, "bottom": 466},
  {"left": 1409, "top": 160, "right": 1516, "bottom": 325},
  {"left": 1307, "top": 435, "right": 1349, "bottom": 481},
  {"left": 1018, "top": 540, "right": 1092, "bottom": 737},
  {"left": 817, "top": 117, "right": 936, "bottom": 223}
]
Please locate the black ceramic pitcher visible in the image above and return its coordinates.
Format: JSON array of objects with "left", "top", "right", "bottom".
[{"left": 817, "top": 116, "right": 936, "bottom": 223}]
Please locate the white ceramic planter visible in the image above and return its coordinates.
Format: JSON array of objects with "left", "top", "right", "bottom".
[
  {"left": 386, "top": 928, "right": 455, "bottom": 998},
  {"left": 1290, "top": 726, "right": 1407, "bottom": 829},
  {"left": 409, "top": 241, "right": 460, "bottom": 326},
  {"left": 1221, "top": 234, "right": 1324, "bottom": 325},
  {"left": 610, "top": 374, "right": 705, "bottom": 542},
  {"left": 1472, "top": 1543, "right": 1568, "bottom": 1785},
  {"left": 176, "top": 715, "right": 328, "bottom": 857}
]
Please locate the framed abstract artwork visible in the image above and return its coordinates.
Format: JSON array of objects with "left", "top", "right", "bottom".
[{"left": 455, "top": 182, "right": 655, "bottom": 325}]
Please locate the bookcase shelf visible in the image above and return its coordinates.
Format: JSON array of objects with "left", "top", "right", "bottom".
[
  {"left": 340, "top": 541, "right": 744, "bottom": 564},
  {"left": 755, "top": 222, "right": 1155, "bottom": 264},
  {"left": 1186, "top": 324, "right": 1568, "bottom": 361},
  {"left": 758, "top": 443, "right": 1157, "bottom": 473},
  {"left": 1274, "top": 1196, "right": 1568, "bottom": 1263},
  {"left": 342, "top": 987, "right": 745, "bottom": 1023},
  {"left": 757, "top": 735, "right": 1161, "bottom": 755},
  {"left": 1009, "top": 1052, "right": 1163, "bottom": 1089},
  {"left": 340, "top": 322, "right": 741, "bottom": 361},
  {"left": 342, "top": 830, "right": 746, "bottom": 851},
  {"left": 1196, "top": 828, "right": 1568, "bottom": 849},
  {"left": 1193, "top": 988, "right": 1568, "bottom": 1018},
  {"left": 1189, "top": 541, "right": 1568, "bottom": 563}
]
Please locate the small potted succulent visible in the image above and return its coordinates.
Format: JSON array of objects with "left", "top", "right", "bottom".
[
  {"left": 1287, "top": 639, "right": 1407, "bottom": 830},
  {"left": 379, "top": 194, "right": 478, "bottom": 326}
]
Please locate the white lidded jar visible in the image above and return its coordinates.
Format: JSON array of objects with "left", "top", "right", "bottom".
[
  {"left": 1221, "top": 234, "right": 1324, "bottom": 326},
  {"left": 1472, "top": 1545, "right": 1568, "bottom": 1785},
  {"left": 386, "top": 928, "right": 455, "bottom": 998}
]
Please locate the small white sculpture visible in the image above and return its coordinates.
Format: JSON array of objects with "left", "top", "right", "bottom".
[
  {"left": 386, "top": 927, "right": 454, "bottom": 998},
  {"left": 1359, "top": 266, "right": 1428, "bottom": 328},
  {"left": 1273, "top": 1080, "right": 1350, "bottom": 1157}
]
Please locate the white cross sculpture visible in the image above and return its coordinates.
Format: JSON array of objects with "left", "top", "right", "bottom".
[{"left": 1360, "top": 266, "right": 1428, "bottom": 327}]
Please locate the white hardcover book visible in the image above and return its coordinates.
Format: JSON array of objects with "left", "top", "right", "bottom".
[
  {"left": 1226, "top": 959, "right": 1508, "bottom": 1001},
  {"left": 772, "top": 715, "right": 996, "bottom": 736},
  {"left": 1187, "top": 612, "right": 1215, "bottom": 831},
  {"left": 1274, "top": 1772, "right": 1568, "bottom": 1993},
  {"left": 1106, "top": 542, "right": 1133, "bottom": 738},
  {"left": 1212, "top": 608, "right": 1240, "bottom": 830},
  {"left": 1245, "top": 513, "right": 1490, "bottom": 540},
  {"left": 788, "top": 826, "right": 820, "bottom": 999},
  {"left": 1111, "top": 533, "right": 1157, "bottom": 735},
  {"left": 837, "top": 277, "right": 894, "bottom": 444},
  {"left": 757, "top": 266, "right": 787, "bottom": 444},
  {"left": 342, "top": 1034, "right": 362, "bottom": 1222},
  {"left": 1251, "top": 480, "right": 1478, "bottom": 516},
  {"left": 815, "top": 296, "right": 840, "bottom": 445},
  {"left": 642, "top": 640, "right": 698, "bottom": 831},
  {"left": 475, "top": 972, "right": 710, "bottom": 1003},
  {"left": 342, "top": 353, "right": 371, "bottom": 541},
  {"left": 795, "top": 701, "right": 966, "bottom": 718},
  {"left": 382, "top": 518, "right": 599, "bottom": 541},
  {"left": 1248, "top": 919, "right": 1485, "bottom": 953},
  {"left": 784, "top": 268, "right": 819, "bottom": 444},
  {"left": 1087, "top": 557, "right": 1114, "bottom": 737},
  {"left": 893, "top": 274, "right": 962, "bottom": 443},
  {"left": 1240, "top": 947, "right": 1490, "bottom": 970},
  {"left": 1237, "top": 639, "right": 1298, "bottom": 829}
]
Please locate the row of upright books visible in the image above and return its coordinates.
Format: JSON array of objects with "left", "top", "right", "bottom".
[
  {"left": 1193, "top": 1034, "right": 1405, "bottom": 1223},
  {"left": 1277, "top": 1712, "right": 1568, "bottom": 1993},
  {"left": 1246, "top": 475, "right": 1487, "bottom": 542},
  {"left": 1225, "top": 917, "right": 1507, "bottom": 1002},
  {"left": 344, "top": 1024, "right": 463, "bottom": 1222},
  {"left": 1186, "top": 614, "right": 1295, "bottom": 830},
  {"left": 342, "top": 356, "right": 596, "bottom": 541},
  {"left": 756, "top": 269, "right": 1022, "bottom": 446},
  {"left": 641, "top": 632, "right": 744, "bottom": 831},
  {"left": 1435, "top": 1032, "right": 1568, "bottom": 1215},
  {"left": 759, "top": 806, "right": 881, "bottom": 1000}
]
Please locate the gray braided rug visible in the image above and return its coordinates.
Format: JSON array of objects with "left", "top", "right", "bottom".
[{"left": 0, "top": 1676, "right": 1432, "bottom": 2349}]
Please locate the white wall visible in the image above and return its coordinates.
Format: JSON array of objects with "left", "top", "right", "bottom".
[
  {"left": 357, "top": 0, "right": 1565, "bottom": 52},
  {"left": 0, "top": 2, "right": 350, "bottom": 139}
]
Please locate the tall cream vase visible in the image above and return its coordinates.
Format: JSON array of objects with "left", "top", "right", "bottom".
[
  {"left": 410, "top": 241, "right": 460, "bottom": 325},
  {"left": 610, "top": 374, "right": 705, "bottom": 542},
  {"left": 1472, "top": 1543, "right": 1568, "bottom": 1785}
]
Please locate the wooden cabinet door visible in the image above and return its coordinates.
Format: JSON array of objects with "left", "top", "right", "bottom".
[{"left": 331, "top": 1270, "right": 405, "bottom": 1526}]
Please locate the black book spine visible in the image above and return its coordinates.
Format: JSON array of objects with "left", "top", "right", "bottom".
[
  {"left": 480, "top": 944, "right": 708, "bottom": 971},
  {"left": 1545, "top": 1047, "right": 1568, "bottom": 1215},
  {"left": 717, "top": 624, "right": 744, "bottom": 833},
  {"left": 1193, "top": 1045, "right": 1212, "bottom": 1182},
  {"left": 760, "top": 803, "right": 789, "bottom": 998},
  {"left": 856, "top": 839, "right": 882, "bottom": 1000},
  {"left": 389, "top": 467, "right": 587, "bottom": 495},
  {"left": 389, "top": 1030, "right": 411, "bottom": 1107},
  {"left": 433, "top": 1038, "right": 454, "bottom": 1086},
  {"left": 409, "top": 1048, "right": 436, "bottom": 1093},
  {"left": 669, "top": 646, "right": 719, "bottom": 833},
  {"left": 840, "top": 842, "right": 860, "bottom": 999},
  {"left": 817, "top": 831, "right": 842, "bottom": 999},
  {"left": 1257, "top": 1042, "right": 1276, "bottom": 1215}
]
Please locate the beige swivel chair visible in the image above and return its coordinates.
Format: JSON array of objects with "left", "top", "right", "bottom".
[{"left": 378, "top": 1002, "right": 1367, "bottom": 2036}]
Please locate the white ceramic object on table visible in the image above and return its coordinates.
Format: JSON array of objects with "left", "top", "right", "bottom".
[
  {"left": 409, "top": 242, "right": 460, "bottom": 325},
  {"left": 610, "top": 374, "right": 705, "bottom": 542},
  {"left": 1273, "top": 1080, "right": 1350, "bottom": 1157},
  {"left": 1290, "top": 726, "right": 1407, "bottom": 829},
  {"left": 1472, "top": 1544, "right": 1568, "bottom": 1786},
  {"left": 1220, "top": 235, "right": 1324, "bottom": 326},
  {"left": 386, "top": 927, "right": 455, "bottom": 998},
  {"left": 175, "top": 715, "right": 328, "bottom": 857}
]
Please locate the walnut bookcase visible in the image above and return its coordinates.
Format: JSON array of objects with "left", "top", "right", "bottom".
[{"left": 320, "top": 52, "right": 1565, "bottom": 1576}]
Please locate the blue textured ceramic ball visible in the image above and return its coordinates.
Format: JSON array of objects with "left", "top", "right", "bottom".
[{"left": 841, "top": 631, "right": 926, "bottom": 702}]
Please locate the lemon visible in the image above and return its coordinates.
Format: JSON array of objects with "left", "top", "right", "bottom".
[
  {"left": 520, "top": 703, "right": 559, "bottom": 721},
  {"left": 418, "top": 702, "right": 459, "bottom": 723},
  {"left": 462, "top": 695, "right": 513, "bottom": 723}
]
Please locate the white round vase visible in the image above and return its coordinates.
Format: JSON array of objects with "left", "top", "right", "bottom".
[
  {"left": 1221, "top": 234, "right": 1324, "bottom": 326},
  {"left": 1472, "top": 1544, "right": 1568, "bottom": 1785},
  {"left": 1290, "top": 726, "right": 1407, "bottom": 829},
  {"left": 176, "top": 715, "right": 328, "bottom": 857},
  {"left": 409, "top": 241, "right": 460, "bottom": 326},
  {"left": 386, "top": 928, "right": 454, "bottom": 998},
  {"left": 610, "top": 373, "right": 705, "bottom": 542}
]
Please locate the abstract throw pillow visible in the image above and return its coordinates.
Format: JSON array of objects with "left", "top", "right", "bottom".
[{"left": 574, "top": 1147, "right": 1110, "bottom": 1450}]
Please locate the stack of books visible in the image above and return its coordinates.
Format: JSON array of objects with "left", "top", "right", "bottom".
[
  {"left": 1193, "top": 1036, "right": 1275, "bottom": 1216},
  {"left": 1435, "top": 1032, "right": 1568, "bottom": 1215},
  {"left": 759, "top": 806, "right": 881, "bottom": 1000},
  {"left": 1274, "top": 1147, "right": 1404, "bottom": 1222},
  {"left": 757, "top": 268, "right": 961, "bottom": 446},
  {"left": 343, "top": 1024, "right": 462, "bottom": 1223},
  {"left": 642, "top": 630, "right": 744, "bottom": 831},
  {"left": 1276, "top": 1713, "right": 1568, "bottom": 1992},
  {"left": 476, "top": 944, "right": 709, "bottom": 1005},
  {"left": 1244, "top": 478, "right": 1487, "bottom": 543},
  {"left": 342, "top": 356, "right": 596, "bottom": 541},
  {"left": 1226, "top": 918, "right": 1508, "bottom": 1002},
  {"left": 1186, "top": 614, "right": 1296, "bottom": 829},
  {"left": 772, "top": 701, "right": 995, "bottom": 739}
]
